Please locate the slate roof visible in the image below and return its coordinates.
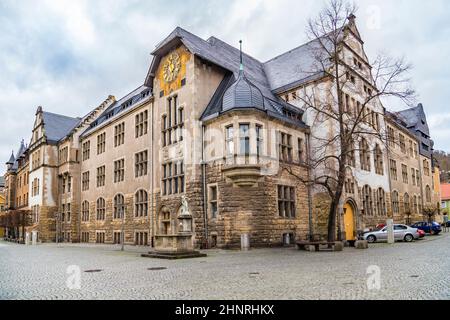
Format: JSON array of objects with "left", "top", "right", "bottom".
[
  {"left": 42, "top": 112, "right": 81, "bottom": 144},
  {"left": 81, "top": 85, "right": 151, "bottom": 138},
  {"left": 148, "top": 27, "right": 306, "bottom": 128},
  {"left": 222, "top": 70, "right": 265, "bottom": 112}
]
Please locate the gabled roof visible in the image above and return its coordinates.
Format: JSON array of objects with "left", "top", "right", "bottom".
[
  {"left": 42, "top": 112, "right": 81, "bottom": 144},
  {"left": 81, "top": 85, "right": 151, "bottom": 138},
  {"left": 441, "top": 184, "right": 450, "bottom": 201}
]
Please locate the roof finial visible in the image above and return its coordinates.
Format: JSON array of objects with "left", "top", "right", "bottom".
[{"left": 239, "top": 40, "right": 243, "bottom": 73}]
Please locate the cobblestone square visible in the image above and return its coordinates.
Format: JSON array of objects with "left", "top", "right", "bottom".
[{"left": 1, "top": 234, "right": 449, "bottom": 300}]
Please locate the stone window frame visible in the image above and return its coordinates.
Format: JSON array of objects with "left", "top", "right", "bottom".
[
  {"left": 423, "top": 159, "right": 430, "bottom": 176},
  {"left": 96, "top": 198, "right": 106, "bottom": 221},
  {"left": 135, "top": 189, "right": 148, "bottom": 218},
  {"left": 359, "top": 138, "right": 371, "bottom": 172},
  {"left": 82, "top": 140, "right": 90, "bottom": 161},
  {"left": 277, "top": 185, "right": 296, "bottom": 219},
  {"left": 411, "top": 168, "right": 416, "bottom": 186},
  {"left": 392, "top": 190, "right": 400, "bottom": 214},
  {"left": 208, "top": 183, "right": 219, "bottom": 219},
  {"left": 81, "top": 232, "right": 90, "bottom": 243},
  {"left": 134, "top": 231, "right": 149, "bottom": 246},
  {"left": 425, "top": 185, "right": 432, "bottom": 203},
  {"left": 401, "top": 164, "right": 408, "bottom": 184},
  {"left": 279, "top": 132, "right": 293, "bottom": 163},
  {"left": 390, "top": 159, "right": 397, "bottom": 181},
  {"left": 96, "top": 231, "right": 105, "bottom": 244},
  {"left": 97, "top": 132, "right": 106, "bottom": 155},
  {"left": 135, "top": 109, "right": 149, "bottom": 138},
  {"left": 399, "top": 133, "right": 406, "bottom": 153},
  {"left": 225, "top": 124, "right": 235, "bottom": 157},
  {"left": 376, "top": 188, "right": 386, "bottom": 216},
  {"left": 404, "top": 193, "right": 411, "bottom": 214},
  {"left": 413, "top": 195, "right": 418, "bottom": 214},
  {"left": 59, "top": 146, "right": 69, "bottom": 164},
  {"left": 66, "top": 203, "right": 71, "bottom": 222},
  {"left": 82, "top": 171, "right": 90, "bottom": 191},
  {"left": 239, "top": 123, "right": 250, "bottom": 164},
  {"left": 81, "top": 200, "right": 90, "bottom": 222},
  {"left": 114, "top": 122, "right": 125, "bottom": 147},
  {"left": 113, "top": 194, "right": 125, "bottom": 220},
  {"left": 135, "top": 150, "right": 148, "bottom": 178},
  {"left": 362, "top": 185, "right": 373, "bottom": 216},
  {"left": 162, "top": 161, "right": 185, "bottom": 196},
  {"left": 113, "top": 231, "right": 123, "bottom": 244},
  {"left": 387, "top": 126, "right": 396, "bottom": 148},
  {"left": 96, "top": 165, "right": 106, "bottom": 187},
  {"left": 374, "top": 144, "right": 384, "bottom": 175},
  {"left": 113, "top": 158, "right": 125, "bottom": 183},
  {"left": 162, "top": 95, "right": 184, "bottom": 147}
]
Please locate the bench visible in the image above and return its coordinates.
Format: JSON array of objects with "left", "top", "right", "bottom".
[{"left": 296, "top": 241, "right": 340, "bottom": 252}]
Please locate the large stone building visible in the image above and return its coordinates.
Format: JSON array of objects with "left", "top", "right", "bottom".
[{"left": 1, "top": 17, "right": 441, "bottom": 248}]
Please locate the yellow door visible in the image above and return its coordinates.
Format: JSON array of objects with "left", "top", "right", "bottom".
[{"left": 344, "top": 203, "right": 355, "bottom": 241}]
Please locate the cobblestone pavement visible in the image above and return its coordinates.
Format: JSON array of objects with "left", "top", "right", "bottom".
[{"left": 1, "top": 234, "right": 449, "bottom": 300}]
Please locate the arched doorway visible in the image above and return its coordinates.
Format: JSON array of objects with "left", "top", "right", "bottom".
[{"left": 343, "top": 202, "right": 356, "bottom": 241}]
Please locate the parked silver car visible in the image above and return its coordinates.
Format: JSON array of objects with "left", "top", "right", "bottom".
[{"left": 363, "top": 224, "right": 420, "bottom": 243}]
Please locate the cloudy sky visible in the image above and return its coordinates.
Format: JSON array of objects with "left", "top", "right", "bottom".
[{"left": 1, "top": 0, "right": 449, "bottom": 165}]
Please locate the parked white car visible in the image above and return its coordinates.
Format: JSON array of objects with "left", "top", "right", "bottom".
[{"left": 363, "top": 224, "right": 420, "bottom": 243}]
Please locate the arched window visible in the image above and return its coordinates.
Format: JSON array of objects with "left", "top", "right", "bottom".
[
  {"left": 82, "top": 201, "right": 89, "bottom": 222},
  {"left": 114, "top": 194, "right": 125, "bottom": 219},
  {"left": 425, "top": 185, "right": 431, "bottom": 203},
  {"left": 392, "top": 191, "right": 399, "bottom": 214},
  {"left": 404, "top": 193, "right": 410, "bottom": 214},
  {"left": 135, "top": 190, "right": 148, "bottom": 217},
  {"left": 96, "top": 198, "right": 105, "bottom": 220},
  {"left": 362, "top": 185, "right": 373, "bottom": 216},
  {"left": 359, "top": 139, "right": 371, "bottom": 171},
  {"left": 376, "top": 188, "right": 386, "bottom": 216},
  {"left": 374, "top": 144, "right": 383, "bottom": 175}
]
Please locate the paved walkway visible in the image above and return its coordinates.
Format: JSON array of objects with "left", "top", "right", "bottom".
[{"left": 1, "top": 234, "right": 449, "bottom": 300}]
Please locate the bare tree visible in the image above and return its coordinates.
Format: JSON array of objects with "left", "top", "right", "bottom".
[{"left": 286, "top": 0, "right": 415, "bottom": 242}]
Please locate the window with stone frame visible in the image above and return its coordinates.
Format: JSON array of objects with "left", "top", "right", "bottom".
[
  {"left": 390, "top": 159, "right": 398, "bottom": 181},
  {"left": 298, "top": 137, "right": 304, "bottom": 164},
  {"left": 135, "top": 150, "right": 148, "bottom": 178},
  {"left": 346, "top": 142, "right": 356, "bottom": 168},
  {"left": 67, "top": 176, "right": 71, "bottom": 193},
  {"left": 97, "top": 132, "right": 106, "bottom": 154},
  {"left": 162, "top": 161, "right": 185, "bottom": 196},
  {"left": 413, "top": 195, "right": 418, "bottom": 214},
  {"left": 344, "top": 178, "right": 355, "bottom": 194},
  {"left": 135, "top": 231, "right": 148, "bottom": 246},
  {"left": 62, "top": 175, "right": 66, "bottom": 194},
  {"left": 66, "top": 203, "right": 71, "bottom": 222},
  {"left": 392, "top": 191, "right": 400, "bottom": 214},
  {"left": 416, "top": 169, "right": 420, "bottom": 186},
  {"left": 404, "top": 193, "right": 411, "bottom": 214},
  {"left": 239, "top": 123, "right": 250, "bottom": 163},
  {"left": 277, "top": 185, "right": 296, "bottom": 219},
  {"left": 279, "top": 132, "right": 293, "bottom": 163},
  {"left": 113, "top": 231, "right": 122, "bottom": 244},
  {"left": 209, "top": 185, "right": 218, "bottom": 219},
  {"left": 96, "top": 198, "right": 106, "bottom": 220},
  {"left": 359, "top": 138, "right": 371, "bottom": 171},
  {"left": 114, "top": 194, "right": 125, "bottom": 219},
  {"left": 387, "top": 126, "right": 396, "bottom": 147},
  {"left": 408, "top": 140, "right": 414, "bottom": 158},
  {"left": 82, "top": 201, "right": 89, "bottom": 222},
  {"left": 61, "top": 204, "right": 65, "bottom": 222},
  {"left": 411, "top": 168, "right": 416, "bottom": 186},
  {"left": 161, "top": 96, "right": 183, "bottom": 146},
  {"left": 399, "top": 133, "right": 406, "bottom": 153},
  {"left": 423, "top": 159, "right": 430, "bottom": 176},
  {"left": 82, "top": 140, "right": 90, "bottom": 161},
  {"left": 256, "top": 125, "right": 263, "bottom": 161},
  {"left": 374, "top": 144, "right": 384, "bottom": 175},
  {"left": 135, "top": 110, "right": 148, "bottom": 138},
  {"left": 135, "top": 190, "right": 148, "bottom": 217},
  {"left": 225, "top": 125, "right": 234, "bottom": 156},
  {"left": 401, "top": 164, "right": 408, "bottom": 184},
  {"left": 114, "top": 159, "right": 125, "bottom": 183},
  {"left": 413, "top": 143, "right": 418, "bottom": 158},
  {"left": 114, "top": 122, "right": 125, "bottom": 147},
  {"left": 81, "top": 232, "right": 90, "bottom": 243},
  {"left": 82, "top": 171, "right": 90, "bottom": 191},
  {"left": 362, "top": 185, "right": 373, "bottom": 216},
  {"left": 376, "top": 188, "right": 386, "bottom": 216},
  {"left": 426, "top": 185, "right": 431, "bottom": 203},
  {"left": 96, "top": 232, "right": 105, "bottom": 244},
  {"left": 97, "top": 166, "right": 106, "bottom": 187},
  {"left": 59, "top": 147, "right": 68, "bottom": 163}
]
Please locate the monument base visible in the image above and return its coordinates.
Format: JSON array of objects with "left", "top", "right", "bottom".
[{"left": 141, "top": 251, "right": 207, "bottom": 260}]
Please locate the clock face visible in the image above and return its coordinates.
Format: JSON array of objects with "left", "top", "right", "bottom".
[{"left": 163, "top": 52, "right": 181, "bottom": 83}]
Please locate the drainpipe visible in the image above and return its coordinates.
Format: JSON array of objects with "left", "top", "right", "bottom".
[
  {"left": 150, "top": 99, "right": 155, "bottom": 248},
  {"left": 201, "top": 124, "right": 208, "bottom": 248}
]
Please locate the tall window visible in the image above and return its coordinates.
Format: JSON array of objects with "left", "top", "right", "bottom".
[
  {"left": 239, "top": 124, "right": 250, "bottom": 163},
  {"left": 390, "top": 159, "right": 397, "bottom": 181},
  {"left": 82, "top": 201, "right": 89, "bottom": 222},
  {"left": 162, "top": 162, "right": 185, "bottom": 196},
  {"left": 82, "top": 172, "right": 90, "bottom": 191},
  {"left": 97, "top": 166, "right": 106, "bottom": 187},
  {"left": 423, "top": 159, "right": 430, "bottom": 176},
  {"left": 97, "top": 133, "right": 106, "bottom": 154},
  {"left": 96, "top": 198, "right": 105, "bottom": 220},
  {"left": 374, "top": 144, "right": 383, "bottom": 175},
  {"left": 362, "top": 185, "right": 373, "bottom": 216},
  {"left": 392, "top": 191, "right": 399, "bottom": 214},
  {"left": 135, "top": 150, "right": 148, "bottom": 178},
  {"left": 359, "top": 138, "right": 371, "bottom": 171},
  {"left": 82, "top": 141, "right": 90, "bottom": 161},
  {"left": 298, "top": 138, "right": 304, "bottom": 164},
  {"left": 256, "top": 125, "right": 263, "bottom": 160},
  {"left": 404, "top": 193, "right": 410, "bottom": 213},
  {"left": 347, "top": 142, "right": 356, "bottom": 167},
  {"left": 135, "top": 110, "right": 148, "bottom": 138},
  {"left": 277, "top": 186, "right": 296, "bottom": 218},
  {"left": 413, "top": 195, "right": 418, "bottom": 214},
  {"left": 226, "top": 125, "right": 234, "bottom": 156},
  {"left": 114, "top": 194, "right": 125, "bottom": 219},
  {"left": 209, "top": 185, "right": 218, "bottom": 218},
  {"left": 59, "top": 147, "right": 68, "bottom": 163},
  {"left": 411, "top": 169, "right": 416, "bottom": 186},
  {"left": 279, "top": 132, "right": 293, "bottom": 163},
  {"left": 161, "top": 96, "right": 183, "bottom": 146},
  {"left": 399, "top": 134, "right": 406, "bottom": 153},
  {"left": 114, "top": 122, "right": 125, "bottom": 147},
  {"left": 408, "top": 140, "right": 414, "bottom": 157},
  {"left": 376, "top": 188, "right": 386, "bottom": 216},
  {"left": 426, "top": 185, "right": 431, "bottom": 203},
  {"left": 401, "top": 164, "right": 408, "bottom": 184},
  {"left": 387, "top": 127, "right": 395, "bottom": 147},
  {"left": 114, "top": 159, "right": 125, "bottom": 183},
  {"left": 416, "top": 169, "right": 420, "bottom": 186},
  {"left": 135, "top": 190, "right": 148, "bottom": 217}
]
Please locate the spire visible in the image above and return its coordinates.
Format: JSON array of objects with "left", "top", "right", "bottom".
[
  {"left": 6, "top": 150, "right": 15, "bottom": 165},
  {"left": 239, "top": 40, "right": 243, "bottom": 73}
]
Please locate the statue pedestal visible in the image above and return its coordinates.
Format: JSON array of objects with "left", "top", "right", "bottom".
[{"left": 142, "top": 234, "right": 207, "bottom": 260}]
